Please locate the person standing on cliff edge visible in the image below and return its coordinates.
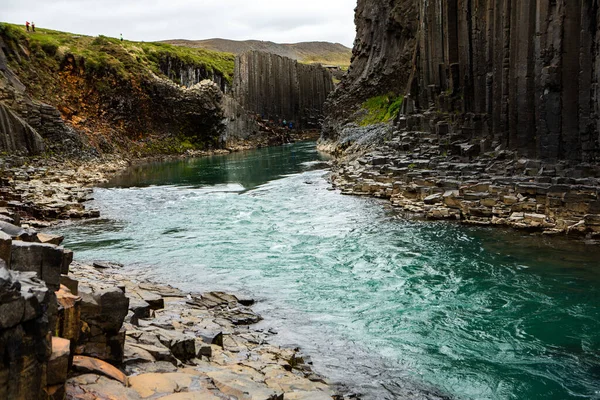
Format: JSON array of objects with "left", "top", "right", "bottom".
[
  {"left": 31, "top": 22, "right": 35, "bottom": 32},
  {"left": 25, "top": 21, "right": 30, "bottom": 32},
  {"left": 120, "top": 33, "right": 123, "bottom": 42}
]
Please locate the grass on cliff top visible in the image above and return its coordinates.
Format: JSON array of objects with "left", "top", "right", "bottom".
[
  {"left": 359, "top": 94, "right": 404, "bottom": 126},
  {"left": 0, "top": 23, "right": 235, "bottom": 82}
]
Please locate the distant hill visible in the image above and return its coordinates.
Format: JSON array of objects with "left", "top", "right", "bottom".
[{"left": 161, "top": 39, "right": 352, "bottom": 66}]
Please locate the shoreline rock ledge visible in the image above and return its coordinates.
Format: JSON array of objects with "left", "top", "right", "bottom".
[{"left": 0, "top": 219, "right": 351, "bottom": 400}]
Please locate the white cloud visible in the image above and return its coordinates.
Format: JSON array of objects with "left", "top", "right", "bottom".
[{"left": 3, "top": 0, "right": 357, "bottom": 47}]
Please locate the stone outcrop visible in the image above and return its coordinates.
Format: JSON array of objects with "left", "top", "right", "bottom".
[
  {"left": 0, "top": 103, "right": 45, "bottom": 155},
  {"left": 158, "top": 54, "right": 230, "bottom": 93},
  {"left": 0, "top": 267, "right": 52, "bottom": 399},
  {"left": 322, "top": 0, "right": 418, "bottom": 139},
  {"left": 234, "top": 51, "right": 334, "bottom": 129}
]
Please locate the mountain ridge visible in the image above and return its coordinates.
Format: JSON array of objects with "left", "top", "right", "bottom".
[{"left": 161, "top": 38, "right": 352, "bottom": 66}]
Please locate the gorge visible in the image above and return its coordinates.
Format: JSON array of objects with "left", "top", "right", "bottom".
[{"left": 1, "top": 0, "right": 600, "bottom": 399}]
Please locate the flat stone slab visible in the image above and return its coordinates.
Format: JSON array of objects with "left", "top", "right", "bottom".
[
  {"left": 129, "top": 372, "right": 201, "bottom": 398},
  {"left": 72, "top": 355, "right": 128, "bottom": 385}
]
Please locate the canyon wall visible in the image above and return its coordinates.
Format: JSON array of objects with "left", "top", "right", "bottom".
[
  {"left": 325, "top": 0, "right": 600, "bottom": 163},
  {"left": 158, "top": 55, "right": 230, "bottom": 93},
  {"left": 234, "top": 51, "right": 335, "bottom": 129}
]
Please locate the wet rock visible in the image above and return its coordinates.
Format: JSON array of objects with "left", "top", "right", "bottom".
[{"left": 93, "top": 261, "right": 123, "bottom": 269}]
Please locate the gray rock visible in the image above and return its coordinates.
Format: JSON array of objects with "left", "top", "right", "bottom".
[
  {"left": 9, "top": 241, "right": 65, "bottom": 290},
  {"left": 79, "top": 283, "right": 130, "bottom": 333},
  {"left": 0, "top": 231, "right": 11, "bottom": 268}
]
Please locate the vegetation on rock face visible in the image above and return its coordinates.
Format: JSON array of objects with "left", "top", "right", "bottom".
[
  {"left": 0, "top": 23, "right": 231, "bottom": 153},
  {"left": 359, "top": 94, "right": 404, "bottom": 126}
]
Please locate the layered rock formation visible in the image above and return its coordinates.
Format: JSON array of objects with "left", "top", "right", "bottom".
[{"left": 234, "top": 51, "right": 335, "bottom": 129}]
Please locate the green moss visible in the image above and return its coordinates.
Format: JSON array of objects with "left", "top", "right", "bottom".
[{"left": 359, "top": 93, "right": 404, "bottom": 126}]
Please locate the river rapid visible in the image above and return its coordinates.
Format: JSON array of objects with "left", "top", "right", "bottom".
[{"left": 52, "top": 142, "right": 600, "bottom": 400}]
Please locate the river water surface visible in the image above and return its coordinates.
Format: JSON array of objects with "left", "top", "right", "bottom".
[{"left": 52, "top": 142, "right": 600, "bottom": 400}]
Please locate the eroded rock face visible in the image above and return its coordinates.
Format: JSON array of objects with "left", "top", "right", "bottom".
[
  {"left": 323, "top": 0, "right": 418, "bottom": 139},
  {"left": 0, "top": 37, "right": 87, "bottom": 157},
  {"left": 325, "top": 0, "right": 600, "bottom": 163},
  {"left": 234, "top": 51, "right": 334, "bottom": 129}
]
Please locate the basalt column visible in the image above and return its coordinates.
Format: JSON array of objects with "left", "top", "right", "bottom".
[
  {"left": 407, "top": 0, "right": 600, "bottom": 162},
  {"left": 234, "top": 51, "right": 334, "bottom": 129}
]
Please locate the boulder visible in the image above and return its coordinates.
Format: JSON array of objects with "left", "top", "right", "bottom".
[
  {"left": 137, "top": 290, "right": 165, "bottom": 310},
  {"left": 79, "top": 283, "right": 129, "bottom": 332},
  {"left": 128, "top": 297, "right": 151, "bottom": 325}
]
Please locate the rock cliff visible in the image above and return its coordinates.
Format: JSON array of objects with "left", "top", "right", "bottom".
[
  {"left": 234, "top": 51, "right": 335, "bottom": 129},
  {"left": 0, "top": 25, "right": 231, "bottom": 157},
  {"left": 323, "top": 0, "right": 600, "bottom": 238},
  {"left": 325, "top": 0, "right": 600, "bottom": 163}
]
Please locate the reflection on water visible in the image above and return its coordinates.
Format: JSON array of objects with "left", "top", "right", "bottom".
[
  {"left": 107, "top": 143, "right": 330, "bottom": 190},
  {"left": 53, "top": 142, "right": 600, "bottom": 400}
]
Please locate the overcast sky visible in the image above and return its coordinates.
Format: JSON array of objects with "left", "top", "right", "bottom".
[{"left": 4, "top": 0, "right": 357, "bottom": 47}]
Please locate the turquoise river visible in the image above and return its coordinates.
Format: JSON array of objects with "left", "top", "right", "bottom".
[{"left": 52, "top": 142, "right": 600, "bottom": 400}]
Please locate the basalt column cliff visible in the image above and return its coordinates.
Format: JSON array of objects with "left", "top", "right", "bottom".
[
  {"left": 234, "top": 51, "right": 335, "bottom": 129},
  {"left": 324, "top": 0, "right": 600, "bottom": 237},
  {"left": 326, "top": 0, "right": 600, "bottom": 162}
]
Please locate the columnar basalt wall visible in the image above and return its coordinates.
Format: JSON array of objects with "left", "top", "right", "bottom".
[
  {"left": 158, "top": 55, "right": 229, "bottom": 93},
  {"left": 234, "top": 51, "right": 334, "bottom": 129},
  {"left": 409, "top": 0, "right": 600, "bottom": 162},
  {"left": 325, "top": 0, "right": 600, "bottom": 163}
]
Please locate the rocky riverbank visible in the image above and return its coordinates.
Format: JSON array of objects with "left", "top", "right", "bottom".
[
  {"left": 0, "top": 217, "right": 349, "bottom": 399},
  {"left": 0, "top": 132, "right": 319, "bottom": 230},
  {"left": 320, "top": 119, "right": 600, "bottom": 241}
]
